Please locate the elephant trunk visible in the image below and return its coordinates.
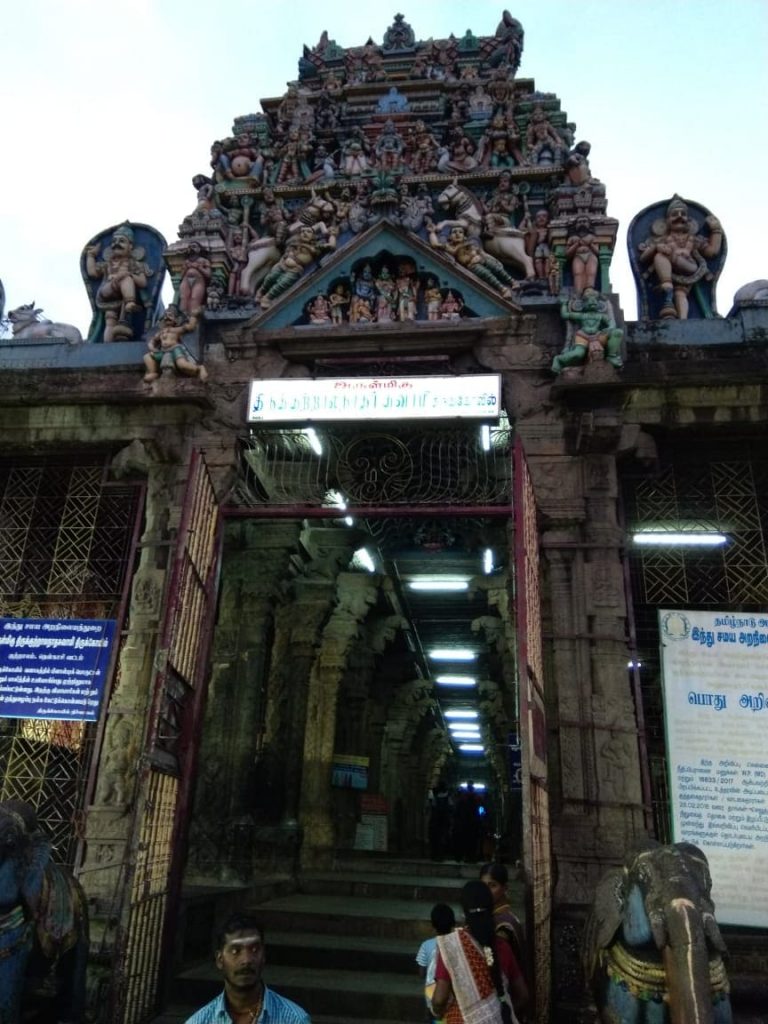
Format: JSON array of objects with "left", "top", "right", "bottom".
[{"left": 662, "top": 897, "right": 715, "bottom": 1024}]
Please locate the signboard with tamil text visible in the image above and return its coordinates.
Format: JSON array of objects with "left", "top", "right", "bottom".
[
  {"left": 660, "top": 608, "right": 768, "bottom": 927},
  {"left": 0, "top": 618, "right": 116, "bottom": 722},
  {"left": 247, "top": 374, "right": 501, "bottom": 423}
]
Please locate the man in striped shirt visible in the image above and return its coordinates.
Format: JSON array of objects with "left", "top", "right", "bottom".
[{"left": 185, "top": 912, "right": 310, "bottom": 1024}]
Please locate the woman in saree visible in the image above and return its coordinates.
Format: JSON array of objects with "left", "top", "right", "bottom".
[
  {"left": 431, "top": 880, "right": 528, "bottom": 1024},
  {"left": 480, "top": 862, "right": 527, "bottom": 971}
]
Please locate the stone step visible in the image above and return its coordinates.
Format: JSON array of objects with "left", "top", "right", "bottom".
[
  {"left": 299, "top": 870, "right": 468, "bottom": 903},
  {"left": 331, "top": 853, "right": 496, "bottom": 879},
  {"left": 170, "top": 961, "right": 424, "bottom": 1021},
  {"left": 246, "top": 892, "right": 439, "bottom": 941},
  {"left": 266, "top": 930, "right": 420, "bottom": 974}
]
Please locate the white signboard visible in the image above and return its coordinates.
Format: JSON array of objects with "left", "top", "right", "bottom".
[
  {"left": 660, "top": 608, "right": 768, "bottom": 927},
  {"left": 247, "top": 375, "right": 501, "bottom": 423}
]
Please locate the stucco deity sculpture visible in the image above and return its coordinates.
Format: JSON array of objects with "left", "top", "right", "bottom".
[
  {"left": 84, "top": 222, "right": 158, "bottom": 342},
  {"left": 382, "top": 13, "right": 415, "bottom": 51},
  {"left": 484, "top": 10, "right": 524, "bottom": 74},
  {"left": 143, "top": 305, "right": 208, "bottom": 383},
  {"left": 437, "top": 132, "right": 478, "bottom": 173},
  {"left": 406, "top": 120, "right": 440, "bottom": 174},
  {"left": 552, "top": 289, "right": 622, "bottom": 373},
  {"left": 395, "top": 261, "right": 418, "bottom": 321},
  {"left": 525, "top": 209, "right": 551, "bottom": 280},
  {"left": 525, "top": 106, "right": 564, "bottom": 166},
  {"left": 426, "top": 220, "right": 517, "bottom": 299},
  {"left": 374, "top": 120, "right": 406, "bottom": 172},
  {"left": 7, "top": 304, "right": 83, "bottom": 345},
  {"left": 635, "top": 195, "right": 724, "bottom": 319},
  {"left": 341, "top": 130, "right": 373, "bottom": 176},
  {"left": 374, "top": 266, "right": 397, "bottom": 322},
  {"left": 177, "top": 242, "right": 212, "bottom": 314},
  {"left": 479, "top": 111, "right": 526, "bottom": 168},
  {"left": 566, "top": 215, "right": 600, "bottom": 293},
  {"left": 254, "top": 225, "right": 338, "bottom": 309}
]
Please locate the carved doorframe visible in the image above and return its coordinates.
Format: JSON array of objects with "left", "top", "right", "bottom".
[{"left": 513, "top": 436, "right": 552, "bottom": 1024}]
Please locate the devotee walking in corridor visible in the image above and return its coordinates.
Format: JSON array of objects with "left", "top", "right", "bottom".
[{"left": 431, "top": 881, "right": 528, "bottom": 1024}]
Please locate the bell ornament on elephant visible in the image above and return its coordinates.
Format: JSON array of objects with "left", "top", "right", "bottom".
[
  {"left": 583, "top": 841, "right": 732, "bottom": 1024},
  {"left": 0, "top": 800, "right": 89, "bottom": 1024}
]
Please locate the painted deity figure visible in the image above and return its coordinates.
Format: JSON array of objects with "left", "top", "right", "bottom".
[
  {"left": 407, "top": 121, "right": 440, "bottom": 174},
  {"left": 307, "top": 293, "right": 332, "bottom": 324},
  {"left": 375, "top": 267, "right": 397, "bottom": 322},
  {"left": 424, "top": 278, "right": 442, "bottom": 321},
  {"left": 440, "top": 290, "right": 463, "bottom": 319},
  {"left": 375, "top": 120, "right": 405, "bottom": 172},
  {"left": 552, "top": 288, "right": 623, "bottom": 373},
  {"left": 566, "top": 215, "right": 600, "bottom": 293},
  {"left": 480, "top": 111, "right": 525, "bottom": 168},
  {"left": 395, "top": 262, "right": 418, "bottom": 321},
  {"left": 427, "top": 221, "right": 517, "bottom": 299},
  {"left": 227, "top": 223, "right": 258, "bottom": 298},
  {"left": 85, "top": 224, "right": 152, "bottom": 341},
  {"left": 254, "top": 225, "right": 338, "bottom": 308},
  {"left": 329, "top": 284, "right": 349, "bottom": 324},
  {"left": 143, "top": 305, "right": 208, "bottom": 382},
  {"left": 349, "top": 264, "right": 377, "bottom": 323},
  {"left": 525, "top": 209, "right": 551, "bottom": 280},
  {"left": 342, "top": 131, "right": 373, "bottom": 176},
  {"left": 177, "top": 242, "right": 212, "bottom": 314},
  {"left": 638, "top": 195, "right": 723, "bottom": 319},
  {"left": 525, "top": 107, "right": 564, "bottom": 166}
]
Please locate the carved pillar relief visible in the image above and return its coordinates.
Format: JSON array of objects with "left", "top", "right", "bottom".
[{"left": 83, "top": 454, "right": 180, "bottom": 900}]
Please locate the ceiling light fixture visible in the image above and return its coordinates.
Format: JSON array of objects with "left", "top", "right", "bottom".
[
  {"left": 445, "top": 710, "right": 479, "bottom": 720},
  {"left": 450, "top": 729, "right": 482, "bottom": 739},
  {"left": 428, "top": 649, "right": 477, "bottom": 662},
  {"left": 436, "top": 675, "right": 477, "bottom": 687},
  {"left": 632, "top": 531, "right": 727, "bottom": 547},
  {"left": 408, "top": 580, "right": 469, "bottom": 592},
  {"left": 459, "top": 782, "right": 486, "bottom": 791},
  {"left": 354, "top": 548, "right": 376, "bottom": 573},
  {"left": 483, "top": 548, "right": 494, "bottom": 574},
  {"left": 480, "top": 424, "right": 491, "bottom": 451},
  {"left": 458, "top": 743, "right": 485, "bottom": 752}
]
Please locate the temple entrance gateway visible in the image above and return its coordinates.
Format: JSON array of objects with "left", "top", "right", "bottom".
[{"left": 183, "top": 419, "right": 552, "bottom": 1017}]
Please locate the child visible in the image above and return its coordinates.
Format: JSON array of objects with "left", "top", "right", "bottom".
[{"left": 415, "top": 902, "right": 456, "bottom": 1023}]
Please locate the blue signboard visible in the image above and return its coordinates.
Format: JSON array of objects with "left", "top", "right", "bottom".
[{"left": 0, "top": 618, "right": 116, "bottom": 722}]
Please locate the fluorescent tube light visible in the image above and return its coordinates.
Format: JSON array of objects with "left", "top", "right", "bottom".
[
  {"left": 436, "top": 675, "right": 477, "bottom": 687},
  {"left": 632, "top": 531, "right": 727, "bottom": 547},
  {"left": 408, "top": 580, "right": 469, "bottom": 592},
  {"left": 445, "top": 710, "right": 478, "bottom": 720},
  {"left": 458, "top": 743, "right": 485, "bottom": 752},
  {"left": 428, "top": 649, "right": 476, "bottom": 661}
]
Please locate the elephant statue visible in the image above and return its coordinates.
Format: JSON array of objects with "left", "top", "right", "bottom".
[
  {"left": 583, "top": 841, "right": 732, "bottom": 1023},
  {"left": 0, "top": 800, "right": 89, "bottom": 1024}
]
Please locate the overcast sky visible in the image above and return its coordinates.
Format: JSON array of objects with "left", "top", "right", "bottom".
[{"left": 2, "top": 0, "right": 766, "bottom": 331}]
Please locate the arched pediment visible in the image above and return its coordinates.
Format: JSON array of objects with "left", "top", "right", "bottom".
[{"left": 250, "top": 221, "right": 520, "bottom": 331}]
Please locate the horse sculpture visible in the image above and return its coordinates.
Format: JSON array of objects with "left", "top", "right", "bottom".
[
  {"left": 8, "top": 303, "right": 83, "bottom": 345},
  {"left": 0, "top": 800, "right": 89, "bottom": 1023},
  {"left": 436, "top": 180, "right": 535, "bottom": 281}
]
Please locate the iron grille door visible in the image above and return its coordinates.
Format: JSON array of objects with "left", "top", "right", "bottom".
[{"left": 115, "top": 452, "right": 221, "bottom": 1024}]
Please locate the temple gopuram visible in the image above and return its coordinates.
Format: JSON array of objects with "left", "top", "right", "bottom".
[{"left": 0, "top": 11, "right": 766, "bottom": 1024}]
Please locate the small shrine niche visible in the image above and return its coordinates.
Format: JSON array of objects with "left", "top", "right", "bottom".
[{"left": 292, "top": 252, "right": 475, "bottom": 326}]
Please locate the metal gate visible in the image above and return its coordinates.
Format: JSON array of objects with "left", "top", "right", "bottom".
[
  {"left": 0, "top": 456, "right": 143, "bottom": 865},
  {"left": 115, "top": 451, "right": 221, "bottom": 1024},
  {"left": 513, "top": 437, "right": 552, "bottom": 1024}
]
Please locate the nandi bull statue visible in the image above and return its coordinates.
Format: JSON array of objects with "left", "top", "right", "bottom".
[
  {"left": 0, "top": 800, "right": 89, "bottom": 1023},
  {"left": 7, "top": 302, "right": 83, "bottom": 345},
  {"left": 583, "top": 841, "right": 732, "bottom": 1024}
]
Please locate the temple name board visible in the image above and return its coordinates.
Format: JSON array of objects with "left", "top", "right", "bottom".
[
  {"left": 660, "top": 608, "right": 768, "bottom": 927},
  {"left": 0, "top": 618, "right": 116, "bottom": 722},
  {"left": 247, "top": 375, "right": 501, "bottom": 423}
]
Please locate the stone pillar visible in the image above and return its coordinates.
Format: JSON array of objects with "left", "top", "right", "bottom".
[
  {"left": 81, "top": 450, "right": 180, "bottom": 937},
  {"left": 186, "top": 520, "right": 301, "bottom": 882},
  {"left": 299, "top": 573, "right": 379, "bottom": 869}
]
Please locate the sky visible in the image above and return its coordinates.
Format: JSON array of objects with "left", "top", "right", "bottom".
[{"left": 1, "top": 0, "right": 766, "bottom": 333}]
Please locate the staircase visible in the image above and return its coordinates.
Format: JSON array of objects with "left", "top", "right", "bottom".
[{"left": 154, "top": 856, "right": 519, "bottom": 1024}]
